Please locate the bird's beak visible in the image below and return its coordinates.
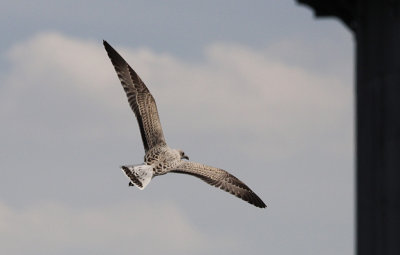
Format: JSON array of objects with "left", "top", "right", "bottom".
[{"left": 183, "top": 155, "right": 189, "bottom": 160}]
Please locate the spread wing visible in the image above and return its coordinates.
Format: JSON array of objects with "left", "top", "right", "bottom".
[
  {"left": 171, "top": 161, "right": 266, "bottom": 208},
  {"left": 103, "top": 41, "right": 166, "bottom": 152}
]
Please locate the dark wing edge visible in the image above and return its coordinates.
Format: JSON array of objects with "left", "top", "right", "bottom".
[
  {"left": 103, "top": 40, "right": 166, "bottom": 152},
  {"left": 171, "top": 161, "right": 266, "bottom": 208}
]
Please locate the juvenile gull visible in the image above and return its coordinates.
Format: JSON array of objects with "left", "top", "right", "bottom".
[{"left": 103, "top": 41, "right": 266, "bottom": 208}]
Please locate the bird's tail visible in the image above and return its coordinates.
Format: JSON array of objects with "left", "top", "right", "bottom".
[{"left": 121, "top": 164, "right": 153, "bottom": 190}]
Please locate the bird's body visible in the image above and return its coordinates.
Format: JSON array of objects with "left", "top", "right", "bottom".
[
  {"left": 103, "top": 40, "right": 266, "bottom": 208},
  {"left": 144, "top": 145, "right": 182, "bottom": 175}
]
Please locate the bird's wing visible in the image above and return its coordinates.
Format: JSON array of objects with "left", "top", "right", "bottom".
[
  {"left": 103, "top": 41, "right": 166, "bottom": 152},
  {"left": 171, "top": 161, "right": 266, "bottom": 208}
]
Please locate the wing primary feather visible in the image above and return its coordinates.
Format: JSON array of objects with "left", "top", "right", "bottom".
[
  {"left": 171, "top": 161, "right": 266, "bottom": 208},
  {"left": 103, "top": 40, "right": 166, "bottom": 152}
]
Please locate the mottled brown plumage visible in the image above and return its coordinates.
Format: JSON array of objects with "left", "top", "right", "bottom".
[
  {"left": 172, "top": 162, "right": 266, "bottom": 208},
  {"left": 104, "top": 41, "right": 165, "bottom": 152},
  {"left": 104, "top": 40, "right": 266, "bottom": 208}
]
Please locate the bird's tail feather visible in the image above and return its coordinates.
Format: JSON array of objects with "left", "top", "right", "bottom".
[{"left": 121, "top": 164, "right": 153, "bottom": 190}]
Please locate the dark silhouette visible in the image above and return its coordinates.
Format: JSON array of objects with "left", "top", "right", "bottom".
[{"left": 297, "top": 1, "right": 400, "bottom": 255}]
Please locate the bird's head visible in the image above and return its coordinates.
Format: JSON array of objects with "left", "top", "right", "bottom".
[{"left": 178, "top": 150, "right": 189, "bottom": 160}]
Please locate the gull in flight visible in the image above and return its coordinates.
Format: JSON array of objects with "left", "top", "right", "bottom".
[{"left": 103, "top": 41, "right": 266, "bottom": 208}]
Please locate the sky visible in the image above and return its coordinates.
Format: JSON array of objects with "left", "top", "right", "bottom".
[{"left": 0, "top": 1, "right": 354, "bottom": 254}]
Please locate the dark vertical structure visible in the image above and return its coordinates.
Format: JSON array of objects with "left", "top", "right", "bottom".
[{"left": 297, "top": 1, "right": 400, "bottom": 255}]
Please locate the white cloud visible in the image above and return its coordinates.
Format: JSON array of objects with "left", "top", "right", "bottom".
[
  {"left": 0, "top": 32, "right": 352, "bottom": 160},
  {"left": 3, "top": 32, "right": 116, "bottom": 110},
  {"left": 1, "top": 31, "right": 350, "bottom": 134},
  {"left": 0, "top": 201, "right": 206, "bottom": 255}
]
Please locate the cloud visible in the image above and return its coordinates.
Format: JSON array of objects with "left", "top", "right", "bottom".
[
  {"left": 0, "top": 201, "right": 207, "bottom": 255},
  {"left": 3, "top": 31, "right": 351, "bottom": 142},
  {"left": 0, "top": 32, "right": 353, "bottom": 176}
]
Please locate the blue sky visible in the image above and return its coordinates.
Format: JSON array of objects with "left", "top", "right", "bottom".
[{"left": 0, "top": 1, "right": 354, "bottom": 254}]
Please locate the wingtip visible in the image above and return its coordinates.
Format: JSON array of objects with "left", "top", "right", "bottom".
[
  {"left": 250, "top": 201, "right": 267, "bottom": 209},
  {"left": 103, "top": 40, "right": 110, "bottom": 49},
  {"left": 102, "top": 40, "right": 123, "bottom": 62},
  {"left": 248, "top": 193, "right": 267, "bottom": 209},
  {"left": 256, "top": 197, "right": 267, "bottom": 209}
]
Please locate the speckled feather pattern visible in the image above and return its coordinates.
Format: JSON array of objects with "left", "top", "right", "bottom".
[
  {"left": 171, "top": 162, "right": 266, "bottom": 208},
  {"left": 144, "top": 145, "right": 182, "bottom": 175},
  {"left": 104, "top": 40, "right": 266, "bottom": 208},
  {"left": 104, "top": 41, "right": 166, "bottom": 152}
]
